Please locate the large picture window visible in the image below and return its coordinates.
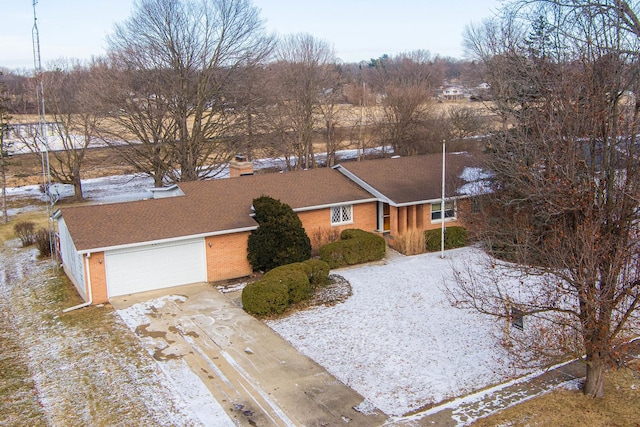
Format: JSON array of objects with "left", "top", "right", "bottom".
[
  {"left": 331, "top": 205, "right": 353, "bottom": 225},
  {"left": 431, "top": 201, "right": 455, "bottom": 221}
]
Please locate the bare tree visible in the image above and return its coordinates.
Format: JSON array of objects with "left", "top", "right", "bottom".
[
  {"left": 454, "top": 0, "right": 640, "bottom": 399},
  {"left": 317, "top": 69, "right": 347, "bottom": 167},
  {"left": 104, "top": 0, "right": 273, "bottom": 184},
  {"left": 13, "top": 62, "right": 98, "bottom": 202},
  {"left": 368, "top": 51, "right": 446, "bottom": 156},
  {"left": 447, "top": 105, "right": 488, "bottom": 139},
  {"left": 42, "top": 62, "right": 104, "bottom": 201},
  {"left": 271, "top": 33, "right": 339, "bottom": 169},
  {"left": 94, "top": 62, "right": 176, "bottom": 187},
  {"left": 0, "top": 72, "right": 12, "bottom": 223}
]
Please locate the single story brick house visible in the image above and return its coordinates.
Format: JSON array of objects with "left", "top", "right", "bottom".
[{"left": 56, "top": 152, "right": 479, "bottom": 304}]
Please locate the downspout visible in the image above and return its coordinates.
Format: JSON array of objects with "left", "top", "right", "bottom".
[{"left": 62, "top": 252, "right": 93, "bottom": 313}]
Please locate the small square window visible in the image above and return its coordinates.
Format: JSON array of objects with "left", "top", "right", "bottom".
[{"left": 331, "top": 205, "right": 353, "bottom": 225}]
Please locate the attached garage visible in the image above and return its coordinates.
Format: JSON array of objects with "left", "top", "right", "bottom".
[{"left": 105, "top": 238, "right": 207, "bottom": 297}]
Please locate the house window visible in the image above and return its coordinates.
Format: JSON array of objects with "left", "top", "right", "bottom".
[
  {"left": 331, "top": 205, "right": 353, "bottom": 225},
  {"left": 431, "top": 201, "right": 455, "bottom": 221}
]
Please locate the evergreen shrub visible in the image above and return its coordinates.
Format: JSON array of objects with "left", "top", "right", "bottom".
[
  {"left": 319, "top": 229, "right": 386, "bottom": 269},
  {"left": 241, "top": 279, "right": 289, "bottom": 316},
  {"left": 247, "top": 196, "right": 311, "bottom": 271},
  {"left": 264, "top": 263, "right": 311, "bottom": 304},
  {"left": 424, "top": 226, "right": 467, "bottom": 252}
]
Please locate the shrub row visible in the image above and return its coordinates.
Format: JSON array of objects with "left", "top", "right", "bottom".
[
  {"left": 242, "top": 259, "right": 330, "bottom": 316},
  {"left": 424, "top": 226, "right": 467, "bottom": 252},
  {"left": 319, "top": 229, "right": 386, "bottom": 269}
]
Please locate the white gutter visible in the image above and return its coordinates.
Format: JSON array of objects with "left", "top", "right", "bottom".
[
  {"left": 76, "top": 225, "right": 258, "bottom": 255},
  {"left": 394, "top": 194, "right": 469, "bottom": 208},
  {"left": 62, "top": 252, "right": 93, "bottom": 313}
]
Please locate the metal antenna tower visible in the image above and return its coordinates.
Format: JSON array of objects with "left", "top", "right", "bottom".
[{"left": 32, "top": 0, "right": 57, "bottom": 265}]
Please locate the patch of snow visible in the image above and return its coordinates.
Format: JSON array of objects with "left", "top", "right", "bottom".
[
  {"left": 267, "top": 247, "right": 529, "bottom": 417},
  {"left": 353, "top": 399, "right": 379, "bottom": 415},
  {"left": 458, "top": 166, "right": 492, "bottom": 196},
  {"left": 117, "top": 298, "right": 235, "bottom": 426},
  {"left": 216, "top": 282, "right": 247, "bottom": 293}
]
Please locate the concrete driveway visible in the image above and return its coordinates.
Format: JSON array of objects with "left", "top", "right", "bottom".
[{"left": 110, "top": 283, "right": 388, "bottom": 427}]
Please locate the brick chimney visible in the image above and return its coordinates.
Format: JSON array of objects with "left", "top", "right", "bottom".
[{"left": 229, "top": 155, "right": 254, "bottom": 178}]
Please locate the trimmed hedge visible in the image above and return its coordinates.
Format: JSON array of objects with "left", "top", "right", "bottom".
[
  {"left": 264, "top": 264, "right": 311, "bottom": 304},
  {"left": 241, "top": 279, "right": 289, "bottom": 316},
  {"left": 319, "top": 229, "right": 386, "bottom": 269},
  {"left": 424, "top": 226, "right": 467, "bottom": 252},
  {"left": 242, "top": 259, "right": 330, "bottom": 316}
]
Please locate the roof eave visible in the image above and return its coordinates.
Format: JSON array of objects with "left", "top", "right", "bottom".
[
  {"left": 292, "top": 198, "right": 379, "bottom": 212},
  {"left": 76, "top": 226, "right": 258, "bottom": 255}
]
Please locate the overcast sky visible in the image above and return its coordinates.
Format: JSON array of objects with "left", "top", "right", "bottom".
[{"left": 2, "top": 0, "right": 502, "bottom": 71}]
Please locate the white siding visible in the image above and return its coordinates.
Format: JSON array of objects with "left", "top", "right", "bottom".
[{"left": 58, "top": 218, "right": 87, "bottom": 301}]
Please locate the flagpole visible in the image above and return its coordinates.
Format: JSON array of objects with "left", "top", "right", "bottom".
[{"left": 441, "top": 139, "right": 446, "bottom": 259}]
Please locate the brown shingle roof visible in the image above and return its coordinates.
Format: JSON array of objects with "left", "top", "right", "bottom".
[
  {"left": 61, "top": 167, "right": 375, "bottom": 252},
  {"left": 335, "top": 153, "right": 477, "bottom": 205}
]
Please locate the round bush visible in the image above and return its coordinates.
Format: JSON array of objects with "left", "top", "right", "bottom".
[{"left": 241, "top": 279, "right": 289, "bottom": 316}]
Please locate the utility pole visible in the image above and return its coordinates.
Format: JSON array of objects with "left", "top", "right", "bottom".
[{"left": 32, "top": 0, "right": 56, "bottom": 264}]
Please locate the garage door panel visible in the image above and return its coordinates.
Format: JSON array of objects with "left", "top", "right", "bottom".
[{"left": 106, "top": 239, "right": 206, "bottom": 297}]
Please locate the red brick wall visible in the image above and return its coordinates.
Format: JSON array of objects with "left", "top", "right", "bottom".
[
  {"left": 206, "top": 232, "right": 253, "bottom": 282},
  {"left": 299, "top": 202, "right": 378, "bottom": 249},
  {"left": 86, "top": 252, "right": 108, "bottom": 304}
]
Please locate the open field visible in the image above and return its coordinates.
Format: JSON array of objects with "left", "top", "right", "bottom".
[{"left": 3, "top": 99, "right": 495, "bottom": 188}]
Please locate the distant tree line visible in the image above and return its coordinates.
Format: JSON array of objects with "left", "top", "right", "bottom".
[{"left": 0, "top": 0, "right": 488, "bottom": 202}]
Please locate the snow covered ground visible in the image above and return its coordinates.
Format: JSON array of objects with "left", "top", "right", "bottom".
[
  {"left": 267, "top": 248, "right": 528, "bottom": 417},
  {"left": 2, "top": 150, "right": 528, "bottom": 423}
]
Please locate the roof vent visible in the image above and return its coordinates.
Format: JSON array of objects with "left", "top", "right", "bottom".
[{"left": 148, "top": 184, "right": 185, "bottom": 199}]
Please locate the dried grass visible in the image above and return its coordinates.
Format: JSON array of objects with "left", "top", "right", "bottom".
[
  {"left": 0, "top": 210, "right": 48, "bottom": 243},
  {"left": 391, "top": 230, "right": 426, "bottom": 256},
  {"left": 471, "top": 367, "right": 640, "bottom": 427}
]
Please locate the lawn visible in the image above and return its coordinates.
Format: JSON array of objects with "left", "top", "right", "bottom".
[{"left": 267, "top": 247, "right": 530, "bottom": 417}]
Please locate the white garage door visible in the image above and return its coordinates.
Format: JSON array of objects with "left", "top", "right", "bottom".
[{"left": 105, "top": 238, "right": 206, "bottom": 297}]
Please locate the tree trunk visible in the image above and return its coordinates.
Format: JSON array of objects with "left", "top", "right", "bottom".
[
  {"left": 73, "top": 179, "right": 84, "bottom": 203},
  {"left": 584, "top": 355, "right": 605, "bottom": 398},
  {"left": 1, "top": 156, "right": 7, "bottom": 224},
  {"left": 153, "top": 172, "right": 163, "bottom": 188}
]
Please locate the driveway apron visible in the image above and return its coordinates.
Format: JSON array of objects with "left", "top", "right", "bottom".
[{"left": 111, "top": 283, "right": 388, "bottom": 427}]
